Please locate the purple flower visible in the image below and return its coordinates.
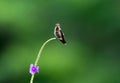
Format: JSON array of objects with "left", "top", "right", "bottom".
[{"left": 29, "top": 64, "right": 39, "bottom": 74}]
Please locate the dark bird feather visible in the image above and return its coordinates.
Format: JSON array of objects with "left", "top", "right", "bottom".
[{"left": 54, "top": 23, "right": 66, "bottom": 44}]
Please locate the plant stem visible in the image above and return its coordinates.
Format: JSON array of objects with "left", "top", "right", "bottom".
[
  {"left": 30, "top": 74, "right": 34, "bottom": 83},
  {"left": 30, "top": 37, "right": 56, "bottom": 83}
]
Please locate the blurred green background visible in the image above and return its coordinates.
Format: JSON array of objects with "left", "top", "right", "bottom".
[{"left": 0, "top": 0, "right": 120, "bottom": 83}]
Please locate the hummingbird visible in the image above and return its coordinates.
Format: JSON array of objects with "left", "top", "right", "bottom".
[{"left": 54, "top": 23, "right": 66, "bottom": 44}]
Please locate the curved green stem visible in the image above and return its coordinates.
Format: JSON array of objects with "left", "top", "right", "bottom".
[
  {"left": 30, "top": 37, "right": 56, "bottom": 83},
  {"left": 34, "top": 37, "right": 56, "bottom": 66}
]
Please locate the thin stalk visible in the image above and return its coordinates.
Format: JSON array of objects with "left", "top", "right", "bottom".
[{"left": 30, "top": 37, "right": 56, "bottom": 83}]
